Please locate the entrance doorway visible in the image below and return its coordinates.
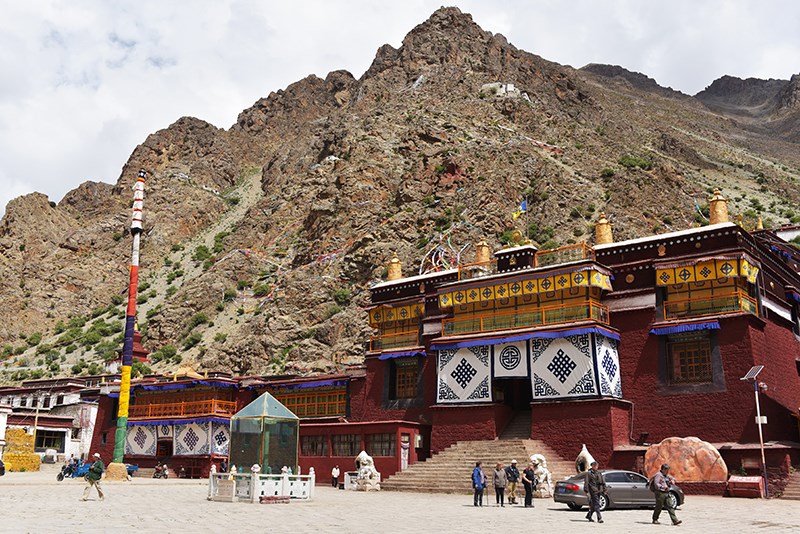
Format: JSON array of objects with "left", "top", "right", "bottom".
[
  {"left": 156, "top": 439, "right": 173, "bottom": 459},
  {"left": 500, "top": 378, "right": 532, "bottom": 411}
]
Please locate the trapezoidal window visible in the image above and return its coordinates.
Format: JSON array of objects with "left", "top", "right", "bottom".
[{"left": 667, "top": 332, "right": 712, "bottom": 385}]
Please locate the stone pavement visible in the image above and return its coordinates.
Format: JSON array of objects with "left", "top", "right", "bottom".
[{"left": 1, "top": 465, "right": 799, "bottom": 533}]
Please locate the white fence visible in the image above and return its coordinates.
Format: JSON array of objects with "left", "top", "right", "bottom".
[{"left": 208, "top": 473, "right": 315, "bottom": 503}]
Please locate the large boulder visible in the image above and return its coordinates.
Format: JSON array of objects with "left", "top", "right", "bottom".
[{"left": 644, "top": 437, "right": 727, "bottom": 481}]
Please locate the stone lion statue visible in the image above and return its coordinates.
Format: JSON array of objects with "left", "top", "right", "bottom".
[
  {"left": 530, "top": 453, "right": 553, "bottom": 498},
  {"left": 355, "top": 450, "right": 381, "bottom": 491}
]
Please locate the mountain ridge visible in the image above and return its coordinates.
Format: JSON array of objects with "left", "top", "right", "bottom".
[{"left": 1, "top": 6, "right": 799, "bottom": 383}]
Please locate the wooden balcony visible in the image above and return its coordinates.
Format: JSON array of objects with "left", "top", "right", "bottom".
[
  {"left": 128, "top": 399, "right": 237, "bottom": 419},
  {"left": 663, "top": 291, "right": 758, "bottom": 321},
  {"left": 442, "top": 301, "right": 609, "bottom": 336},
  {"left": 369, "top": 330, "right": 420, "bottom": 352}
]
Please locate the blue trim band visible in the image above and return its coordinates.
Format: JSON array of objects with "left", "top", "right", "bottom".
[
  {"left": 649, "top": 321, "right": 720, "bottom": 336},
  {"left": 378, "top": 351, "right": 425, "bottom": 360},
  {"left": 136, "top": 380, "right": 238, "bottom": 391},
  {"left": 431, "top": 326, "right": 620, "bottom": 350},
  {"left": 270, "top": 379, "right": 349, "bottom": 389}
]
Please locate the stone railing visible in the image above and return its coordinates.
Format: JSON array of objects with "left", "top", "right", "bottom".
[{"left": 207, "top": 472, "right": 315, "bottom": 503}]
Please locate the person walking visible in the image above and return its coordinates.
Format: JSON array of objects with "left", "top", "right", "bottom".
[
  {"left": 81, "top": 453, "right": 105, "bottom": 501},
  {"left": 493, "top": 462, "right": 508, "bottom": 507},
  {"left": 584, "top": 461, "right": 606, "bottom": 523},
  {"left": 472, "top": 461, "right": 486, "bottom": 507},
  {"left": 505, "top": 459, "right": 520, "bottom": 505},
  {"left": 652, "top": 464, "right": 681, "bottom": 525},
  {"left": 521, "top": 462, "right": 537, "bottom": 508},
  {"left": 331, "top": 465, "right": 340, "bottom": 488}
]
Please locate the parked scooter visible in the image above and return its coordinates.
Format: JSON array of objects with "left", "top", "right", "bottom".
[
  {"left": 153, "top": 462, "right": 169, "bottom": 479},
  {"left": 57, "top": 463, "right": 76, "bottom": 481}
]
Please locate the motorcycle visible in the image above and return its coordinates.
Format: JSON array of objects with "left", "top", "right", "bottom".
[
  {"left": 153, "top": 463, "right": 169, "bottom": 479},
  {"left": 57, "top": 462, "right": 83, "bottom": 481}
]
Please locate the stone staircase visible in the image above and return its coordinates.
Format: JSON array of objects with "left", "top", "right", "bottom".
[
  {"left": 780, "top": 469, "right": 800, "bottom": 500},
  {"left": 383, "top": 413, "right": 575, "bottom": 493}
]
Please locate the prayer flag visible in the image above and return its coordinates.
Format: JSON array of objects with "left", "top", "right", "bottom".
[{"left": 512, "top": 199, "right": 527, "bottom": 220}]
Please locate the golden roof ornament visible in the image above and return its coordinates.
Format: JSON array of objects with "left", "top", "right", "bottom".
[
  {"left": 709, "top": 189, "right": 729, "bottom": 224},
  {"left": 387, "top": 254, "right": 402, "bottom": 281},
  {"left": 595, "top": 212, "right": 613, "bottom": 245}
]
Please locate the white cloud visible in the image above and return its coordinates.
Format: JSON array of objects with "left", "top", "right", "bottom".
[{"left": 1, "top": 0, "right": 798, "bottom": 216}]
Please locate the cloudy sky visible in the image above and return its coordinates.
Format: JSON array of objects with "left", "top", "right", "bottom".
[{"left": 1, "top": 0, "right": 798, "bottom": 216}]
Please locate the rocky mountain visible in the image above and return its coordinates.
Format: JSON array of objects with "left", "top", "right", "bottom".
[{"left": 1, "top": 7, "right": 799, "bottom": 383}]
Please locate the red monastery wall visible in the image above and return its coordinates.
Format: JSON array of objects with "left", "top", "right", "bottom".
[
  {"left": 430, "top": 403, "right": 513, "bottom": 453},
  {"left": 615, "top": 311, "right": 768, "bottom": 445},
  {"left": 355, "top": 357, "right": 437, "bottom": 425},
  {"left": 532, "top": 399, "right": 631, "bottom": 467}
]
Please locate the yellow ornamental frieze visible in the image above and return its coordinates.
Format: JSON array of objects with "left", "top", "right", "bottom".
[
  {"left": 437, "top": 267, "right": 612, "bottom": 306},
  {"left": 508, "top": 280, "right": 524, "bottom": 297},
  {"left": 656, "top": 257, "right": 755, "bottom": 286},
  {"left": 494, "top": 283, "right": 510, "bottom": 299},
  {"left": 370, "top": 302, "right": 425, "bottom": 324},
  {"left": 478, "top": 285, "right": 495, "bottom": 301},
  {"left": 466, "top": 287, "right": 481, "bottom": 303}
]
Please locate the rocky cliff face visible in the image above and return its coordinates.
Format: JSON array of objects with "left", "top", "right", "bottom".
[{"left": 1, "top": 7, "right": 799, "bottom": 382}]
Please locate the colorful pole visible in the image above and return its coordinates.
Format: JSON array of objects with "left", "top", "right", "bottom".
[{"left": 112, "top": 169, "right": 146, "bottom": 464}]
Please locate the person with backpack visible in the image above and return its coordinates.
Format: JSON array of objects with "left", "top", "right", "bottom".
[
  {"left": 583, "top": 461, "right": 606, "bottom": 523},
  {"left": 505, "top": 459, "right": 520, "bottom": 505},
  {"left": 650, "top": 464, "right": 681, "bottom": 525},
  {"left": 81, "top": 453, "right": 105, "bottom": 501},
  {"left": 521, "top": 462, "right": 538, "bottom": 507},
  {"left": 472, "top": 461, "right": 486, "bottom": 506}
]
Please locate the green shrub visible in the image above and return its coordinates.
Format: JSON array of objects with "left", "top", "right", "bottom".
[
  {"left": 183, "top": 332, "right": 202, "bottom": 350},
  {"left": 65, "top": 344, "right": 77, "bottom": 354},
  {"left": 67, "top": 316, "right": 86, "bottom": 329},
  {"left": 214, "top": 333, "right": 227, "bottom": 343},
  {"left": 332, "top": 288, "right": 351, "bottom": 306},
  {"left": 237, "top": 280, "right": 250, "bottom": 290},
  {"left": 26, "top": 332, "right": 42, "bottom": 347},
  {"left": 166, "top": 286, "right": 177, "bottom": 298},
  {"left": 252, "top": 284, "right": 271, "bottom": 298},
  {"left": 54, "top": 321, "right": 66, "bottom": 334},
  {"left": 187, "top": 313, "right": 209, "bottom": 331},
  {"left": 111, "top": 294, "right": 124, "bottom": 306},
  {"left": 171, "top": 243, "right": 184, "bottom": 252},
  {"left": 150, "top": 345, "right": 177, "bottom": 364},
  {"left": 193, "top": 245, "right": 212, "bottom": 262},
  {"left": 146, "top": 305, "right": 162, "bottom": 319},
  {"left": 600, "top": 167, "right": 615, "bottom": 178},
  {"left": 132, "top": 361, "right": 152, "bottom": 378},
  {"left": 618, "top": 155, "right": 653, "bottom": 170},
  {"left": 223, "top": 289, "right": 238, "bottom": 301},
  {"left": 324, "top": 304, "right": 342, "bottom": 319},
  {"left": 112, "top": 231, "right": 123, "bottom": 242}
]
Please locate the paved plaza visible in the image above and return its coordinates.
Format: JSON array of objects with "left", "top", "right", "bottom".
[{"left": 1, "top": 465, "right": 799, "bottom": 533}]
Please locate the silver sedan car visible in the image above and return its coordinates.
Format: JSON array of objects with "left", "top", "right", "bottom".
[{"left": 553, "top": 470, "right": 684, "bottom": 511}]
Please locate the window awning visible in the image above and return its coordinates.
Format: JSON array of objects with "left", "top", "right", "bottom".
[
  {"left": 268, "top": 379, "right": 348, "bottom": 389},
  {"left": 649, "top": 320, "right": 720, "bottom": 336},
  {"left": 377, "top": 350, "right": 426, "bottom": 360},
  {"left": 430, "top": 325, "right": 620, "bottom": 350}
]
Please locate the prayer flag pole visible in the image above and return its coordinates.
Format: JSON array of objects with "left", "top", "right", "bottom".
[{"left": 107, "top": 169, "right": 146, "bottom": 479}]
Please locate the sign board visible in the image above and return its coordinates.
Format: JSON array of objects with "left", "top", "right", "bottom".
[{"left": 755, "top": 416, "right": 767, "bottom": 425}]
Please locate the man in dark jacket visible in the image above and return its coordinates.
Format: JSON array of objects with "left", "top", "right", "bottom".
[
  {"left": 583, "top": 461, "right": 606, "bottom": 523},
  {"left": 81, "top": 453, "right": 105, "bottom": 501},
  {"left": 472, "top": 461, "right": 486, "bottom": 506},
  {"left": 505, "top": 459, "right": 520, "bottom": 505}
]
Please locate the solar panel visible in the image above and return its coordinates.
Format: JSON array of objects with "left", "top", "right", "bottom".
[{"left": 740, "top": 365, "right": 764, "bottom": 381}]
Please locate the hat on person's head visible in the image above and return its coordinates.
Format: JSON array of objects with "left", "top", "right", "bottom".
[
  {"left": 511, "top": 459, "right": 517, "bottom": 463},
  {"left": 590, "top": 461, "right": 599, "bottom": 466},
  {"left": 661, "top": 463, "right": 670, "bottom": 470},
  {"left": 93, "top": 453, "right": 101, "bottom": 458}
]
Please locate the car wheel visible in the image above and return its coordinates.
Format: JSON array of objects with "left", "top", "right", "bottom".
[
  {"left": 597, "top": 493, "right": 610, "bottom": 511},
  {"left": 667, "top": 492, "right": 680, "bottom": 509},
  {"left": 567, "top": 502, "right": 583, "bottom": 510},
  {"left": 56, "top": 472, "right": 64, "bottom": 482}
]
